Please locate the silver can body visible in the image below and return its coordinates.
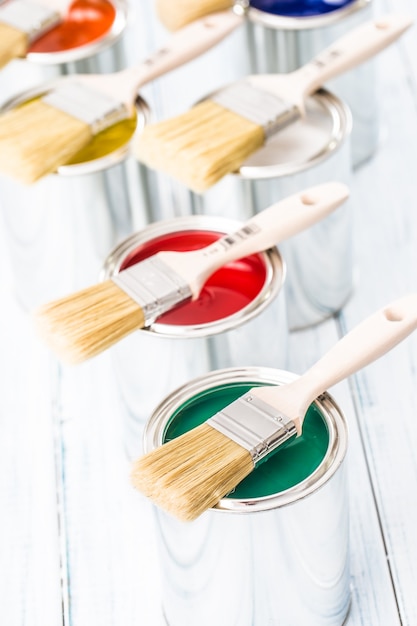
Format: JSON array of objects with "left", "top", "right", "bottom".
[
  {"left": 245, "top": 0, "right": 376, "bottom": 168},
  {"left": 101, "top": 217, "right": 288, "bottom": 459},
  {"left": 194, "top": 88, "right": 353, "bottom": 329},
  {"left": 143, "top": 366, "right": 350, "bottom": 626}
]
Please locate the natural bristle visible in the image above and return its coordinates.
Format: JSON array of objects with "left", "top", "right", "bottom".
[
  {"left": 0, "top": 99, "right": 93, "bottom": 183},
  {"left": 134, "top": 100, "right": 265, "bottom": 193},
  {"left": 34, "top": 280, "right": 145, "bottom": 364},
  {"left": 131, "top": 423, "right": 254, "bottom": 521},
  {"left": 155, "top": 0, "right": 233, "bottom": 30},
  {"left": 0, "top": 23, "right": 28, "bottom": 68}
]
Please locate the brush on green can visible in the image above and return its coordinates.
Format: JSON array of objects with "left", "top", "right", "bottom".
[{"left": 164, "top": 381, "right": 329, "bottom": 498}]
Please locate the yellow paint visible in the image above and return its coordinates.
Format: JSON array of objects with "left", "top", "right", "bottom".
[
  {"left": 66, "top": 114, "right": 137, "bottom": 165},
  {"left": 14, "top": 94, "right": 138, "bottom": 167}
]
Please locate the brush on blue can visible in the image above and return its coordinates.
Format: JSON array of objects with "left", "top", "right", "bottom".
[{"left": 244, "top": 0, "right": 377, "bottom": 168}]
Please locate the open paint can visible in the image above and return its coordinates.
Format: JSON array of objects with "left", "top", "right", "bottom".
[
  {"left": 0, "top": 0, "right": 128, "bottom": 110},
  {"left": 142, "top": 366, "right": 350, "bottom": 626},
  {"left": 242, "top": 0, "right": 376, "bottom": 167},
  {"left": 194, "top": 87, "right": 353, "bottom": 330},
  {"left": 16, "top": 0, "right": 126, "bottom": 64},
  {"left": 101, "top": 216, "right": 288, "bottom": 459},
  {"left": 0, "top": 80, "right": 151, "bottom": 178},
  {"left": 0, "top": 83, "right": 152, "bottom": 311}
]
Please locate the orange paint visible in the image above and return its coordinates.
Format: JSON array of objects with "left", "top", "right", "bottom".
[{"left": 28, "top": 0, "right": 115, "bottom": 54}]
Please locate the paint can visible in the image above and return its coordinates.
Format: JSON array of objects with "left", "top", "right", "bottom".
[
  {"left": 100, "top": 216, "right": 288, "bottom": 459},
  {"left": 0, "top": 82, "right": 152, "bottom": 311},
  {"left": 242, "top": 0, "right": 376, "bottom": 167},
  {"left": 142, "top": 366, "right": 350, "bottom": 626},
  {"left": 119, "top": 3, "right": 253, "bottom": 224},
  {"left": 0, "top": 0, "right": 129, "bottom": 107},
  {"left": 25, "top": 0, "right": 128, "bottom": 64},
  {"left": 193, "top": 87, "right": 353, "bottom": 330}
]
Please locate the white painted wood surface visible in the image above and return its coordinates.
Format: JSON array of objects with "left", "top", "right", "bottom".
[{"left": 1, "top": 0, "right": 417, "bottom": 624}]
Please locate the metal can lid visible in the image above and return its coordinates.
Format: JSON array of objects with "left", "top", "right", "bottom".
[{"left": 237, "top": 89, "right": 352, "bottom": 180}]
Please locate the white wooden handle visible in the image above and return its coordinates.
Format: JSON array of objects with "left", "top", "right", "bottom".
[
  {"left": 0, "top": 0, "right": 72, "bottom": 20},
  {"left": 292, "top": 14, "right": 413, "bottom": 98},
  {"left": 155, "top": 0, "right": 235, "bottom": 31},
  {"left": 235, "top": 180, "right": 349, "bottom": 248},
  {"left": 39, "top": 0, "right": 73, "bottom": 13},
  {"left": 303, "top": 293, "right": 417, "bottom": 393},
  {"left": 253, "top": 294, "right": 417, "bottom": 433},
  {"left": 159, "top": 181, "right": 349, "bottom": 297},
  {"left": 121, "top": 10, "right": 243, "bottom": 89}
]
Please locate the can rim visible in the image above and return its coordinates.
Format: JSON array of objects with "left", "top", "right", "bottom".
[
  {"left": 197, "top": 88, "right": 352, "bottom": 180},
  {"left": 0, "top": 79, "right": 151, "bottom": 176},
  {"left": 246, "top": 0, "right": 371, "bottom": 31},
  {"left": 100, "top": 214, "right": 286, "bottom": 338},
  {"left": 143, "top": 366, "right": 348, "bottom": 513},
  {"left": 25, "top": 0, "right": 128, "bottom": 64},
  {"left": 237, "top": 88, "right": 352, "bottom": 179}
]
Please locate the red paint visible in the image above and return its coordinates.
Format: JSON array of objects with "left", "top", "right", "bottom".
[
  {"left": 28, "top": 0, "right": 115, "bottom": 54},
  {"left": 120, "top": 230, "right": 268, "bottom": 326}
]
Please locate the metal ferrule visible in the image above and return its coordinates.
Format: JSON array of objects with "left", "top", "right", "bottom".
[
  {"left": 0, "top": 0, "right": 61, "bottom": 41},
  {"left": 232, "top": 0, "right": 250, "bottom": 16},
  {"left": 42, "top": 82, "right": 129, "bottom": 134},
  {"left": 111, "top": 256, "right": 192, "bottom": 326},
  {"left": 207, "top": 391, "right": 297, "bottom": 464},
  {"left": 211, "top": 82, "right": 299, "bottom": 140}
]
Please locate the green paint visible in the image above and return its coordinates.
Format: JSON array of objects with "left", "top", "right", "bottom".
[{"left": 163, "top": 382, "right": 329, "bottom": 499}]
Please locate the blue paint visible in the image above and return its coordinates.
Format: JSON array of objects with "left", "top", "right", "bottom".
[{"left": 250, "top": 0, "right": 355, "bottom": 17}]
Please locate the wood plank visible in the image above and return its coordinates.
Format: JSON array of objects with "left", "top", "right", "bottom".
[
  {"left": 384, "top": 0, "right": 417, "bottom": 85},
  {"left": 0, "top": 147, "right": 138, "bottom": 624},
  {"left": 338, "top": 21, "right": 417, "bottom": 625},
  {"left": 54, "top": 353, "right": 165, "bottom": 625},
  {"left": 0, "top": 214, "right": 62, "bottom": 626},
  {"left": 287, "top": 319, "right": 401, "bottom": 625}
]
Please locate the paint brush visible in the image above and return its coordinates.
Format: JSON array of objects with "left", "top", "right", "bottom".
[
  {"left": 0, "top": 0, "right": 74, "bottom": 68},
  {"left": 131, "top": 293, "right": 417, "bottom": 521},
  {"left": 134, "top": 13, "right": 413, "bottom": 193},
  {"left": 34, "top": 181, "right": 348, "bottom": 363},
  {"left": 155, "top": 0, "right": 235, "bottom": 31},
  {"left": 0, "top": 9, "right": 244, "bottom": 184}
]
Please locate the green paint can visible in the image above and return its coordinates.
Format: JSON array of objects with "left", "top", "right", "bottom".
[{"left": 143, "top": 366, "right": 350, "bottom": 625}]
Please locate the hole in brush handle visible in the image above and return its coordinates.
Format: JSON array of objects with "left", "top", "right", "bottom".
[
  {"left": 300, "top": 193, "right": 318, "bottom": 206},
  {"left": 375, "top": 19, "right": 391, "bottom": 30},
  {"left": 383, "top": 307, "right": 404, "bottom": 322}
]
